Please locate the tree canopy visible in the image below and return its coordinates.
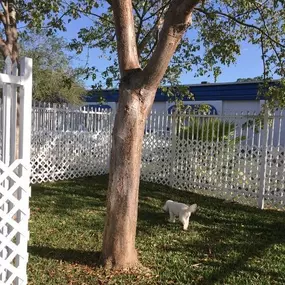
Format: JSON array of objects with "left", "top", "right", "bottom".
[
  {"left": 20, "top": 31, "right": 86, "bottom": 103},
  {"left": 65, "top": 0, "right": 285, "bottom": 88},
  {"left": 0, "top": 1, "right": 284, "bottom": 89}
]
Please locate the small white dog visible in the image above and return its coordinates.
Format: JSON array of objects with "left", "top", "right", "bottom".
[{"left": 163, "top": 200, "right": 197, "bottom": 230}]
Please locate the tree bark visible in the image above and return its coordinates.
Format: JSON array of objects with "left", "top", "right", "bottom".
[
  {"left": 102, "top": 0, "right": 201, "bottom": 270},
  {"left": 0, "top": 1, "right": 20, "bottom": 160},
  {"left": 102, "top": 75, "right": 156, "bottom": 269}
]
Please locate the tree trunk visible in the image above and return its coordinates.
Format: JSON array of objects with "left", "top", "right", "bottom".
[
  {"left": 102, "top": 81, "right": 155, "bottom": 269},
  {"left": 103, "top": 0, "right": 200, "bottom": 270}
]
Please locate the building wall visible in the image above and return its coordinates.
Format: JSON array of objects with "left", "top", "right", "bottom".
[
  {"left": 83, "top": 100, "right": 263, "bottom": 115},
  {"left": 83, "top": 81, "right": 279, "bottom": 115},
  {"left": 222, "top": 100, "right": 262, "bottom": 114}
]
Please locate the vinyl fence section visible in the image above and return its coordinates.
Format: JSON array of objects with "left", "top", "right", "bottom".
[
  {"left": 30, "top": 105, "right": 285, "bottom": 209},
  {"left": 31, "top": 105, "right": 113, "bottom": 183},
  {"left": 141, "top": 110, "right": 285, "bottom": 209}
]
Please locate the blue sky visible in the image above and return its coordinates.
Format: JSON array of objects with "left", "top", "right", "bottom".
[{"left": 58, "top": 15, "right": 269, "bottom": 88}]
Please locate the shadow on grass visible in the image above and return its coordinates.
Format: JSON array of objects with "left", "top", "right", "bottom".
[
  {"left": 30, "top": 175, "right": 285, "bottom": 284},
  {"left": 31, "top": 175, "right": 108, "bottom": 216},
  {"left": 138, "top": 180, "right": 285, "bottom": 284},
  {"left": 28, "top": 246, "right": 102, "bottom": 267}
]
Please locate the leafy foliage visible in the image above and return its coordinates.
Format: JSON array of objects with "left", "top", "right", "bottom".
[
  {"left": 1, "top": 1, "right": 283, "bottom": 98},
  {"left": 64, "top": 0, "right": 284, "bottom": 89},
  {"left": 20, "top": 31, "right": 86, "bottom": 103},
  {"left": 262, "top": 79, "right": 285, "bottom": 110},
  {"left": 236, "top": 76, "right": 264, "bottom": 82},
  {"left": 180, "top": 117, "right": 237, "bottom": 142}
]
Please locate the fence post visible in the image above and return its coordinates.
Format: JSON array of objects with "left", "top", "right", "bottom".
[
  {"left": 170, "top": 110, "right": 177, "bottom": 188},
  {"left": 258, "top": 107, "right": 269, "bottom": 209},
  {"left": 10, "top": 60, "right": 18, "bottom": 162},
  {"left": 53, "top": 103, "right": 57, "bottom": 131},
  {"left": 1, "top": 56, "right": 13, "bottom": 283},
  {"left": 2, "top": 57, "right": 12, "bottom": 166},
  {"left": 17, "top": 57, "right": 33, "bottom": 285}
]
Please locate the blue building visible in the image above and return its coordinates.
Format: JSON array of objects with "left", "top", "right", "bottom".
[{"left": 84, "top": 81, "right": 270, "bottom": 114}]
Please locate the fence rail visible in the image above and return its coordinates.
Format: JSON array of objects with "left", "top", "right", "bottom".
[{"left": 29, "top": 104, "right": 285, "bottom": 209}]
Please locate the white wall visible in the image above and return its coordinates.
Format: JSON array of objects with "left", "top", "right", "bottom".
[{"left": 222, "top": 100, "right": 261, "bottom": 114}]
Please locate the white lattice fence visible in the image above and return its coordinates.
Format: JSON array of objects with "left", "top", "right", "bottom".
[
  {"left": 29, "top": 105, "right": 285, "bottom": 209},
  {"left": 0, "top": 57, "right": 32, "bottom": 285},
  {"left": 263, "top": 111, "right": 285, "bottom": 207},
  {"left": 171, "top": 139, "right": 261, "bottom": 205},
  {"left": 141, "top": 110, "right": 285, "bottom": 209},
  {"left": 141, "top": 111, "right": 173, "bottom": 185},
  {"left": 31, "top": 108, "right": 113, "bottom": 184}
]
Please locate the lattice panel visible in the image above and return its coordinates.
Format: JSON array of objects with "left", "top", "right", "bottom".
[
  {"left": 28, "top": 108, "right": 285, "bottom": 210},
  {"left": 31, "top": 130, "right": 111, "bottom": 183},
  {"left": 264, "top": 145, "right": 285, "bottom": 208},
  {"left": 0, "top": 159, "right": 30, "bottom": 285},
  {"left": 171, "top": 139, "right": 261, "bottom": 206},
  {"left": 141, "top": 133, "right": 172, "bottom": 186}
]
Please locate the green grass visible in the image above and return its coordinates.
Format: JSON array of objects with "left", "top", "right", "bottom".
[{"left": 29, "top": 175, "right": 285, "bottom": 284}]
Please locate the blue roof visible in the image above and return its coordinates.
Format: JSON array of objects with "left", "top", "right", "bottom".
[{"left": 85, "top": 81, "right": 270, "bottom": 103}]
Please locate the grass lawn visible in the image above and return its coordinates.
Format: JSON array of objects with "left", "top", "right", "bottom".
[{"left": 29, "top": 175, "right": 285, "bottom": 285}]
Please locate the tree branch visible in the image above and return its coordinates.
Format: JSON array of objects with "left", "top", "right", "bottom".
[
  {"left": 137, "top": 2, "right": 170, "bottom": 56},
  {"left": 0, "top": 1, "right": 7, "bottom": 56},
  {"left": 260, "top": 36, "right": 267, "bottom": 80},
  {"left": 112, "top": 0, "right": 140, "bottom": 76},
  {"left": 137, "top": 20, "right": 159, "bottom": 56},
  {"left": 143, "top": 0, "right": 201, "bottom": 88},
  {"left": 143, "top": 1, "right": 171, "bottom": 22},
  {"left": 133, "top": 3, "right": 144, "bottom": 44},
  {"left": 142, "top": 38, "right": 158, "bottom": 62},
  {"left": 73, "top": 7, "right": 114, "bottom": 25},
  {"left": 253, "top": 2, "right": 284, "bottom": 75},
  {"left": 195, "top": 7, "right": 285, "bottom": 49}
]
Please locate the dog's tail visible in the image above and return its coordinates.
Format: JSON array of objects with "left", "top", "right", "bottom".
[{"left": 187, "top": 203, "right": 197, "bottom": 213}]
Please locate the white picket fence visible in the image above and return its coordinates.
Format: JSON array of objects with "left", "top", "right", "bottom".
[
  {"left": 0, "top": 57, "right": 33, "bottom": 285},
  {"left": 30, "top": 104, "right": 285, "bottom": 209}
]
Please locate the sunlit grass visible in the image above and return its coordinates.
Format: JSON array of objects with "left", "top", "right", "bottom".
[{"left": 28, "top": 175, "right": 285, "bottom": 284}]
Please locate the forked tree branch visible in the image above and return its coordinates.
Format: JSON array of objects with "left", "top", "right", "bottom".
[
  {"left": 111, "top": 0, "right": 140, "bottom": 76},
  {"left": 143, "top": 0, "right": 201, "bottom": 88}
]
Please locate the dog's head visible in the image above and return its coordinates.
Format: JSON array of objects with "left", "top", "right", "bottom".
[{"left": 162, "top": 200, "right": 173, "bottom": 212}]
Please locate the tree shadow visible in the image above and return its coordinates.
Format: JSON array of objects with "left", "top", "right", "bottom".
[
  {"left": 28, "top": 245, "right": 102, "bottom": 267},
  {"left": 31, "top": 175, "right": 108, "bottom": 216},
  {"left": 159, "top": 202, "right": 285, "bottom": 284},
  {"left": 29, "top": 176, "right": 285, "bottom": 284}
]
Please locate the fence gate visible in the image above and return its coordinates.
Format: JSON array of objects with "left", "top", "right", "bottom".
[{"left": 0, "top": 57, "right": 32, "bottom": 284}]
